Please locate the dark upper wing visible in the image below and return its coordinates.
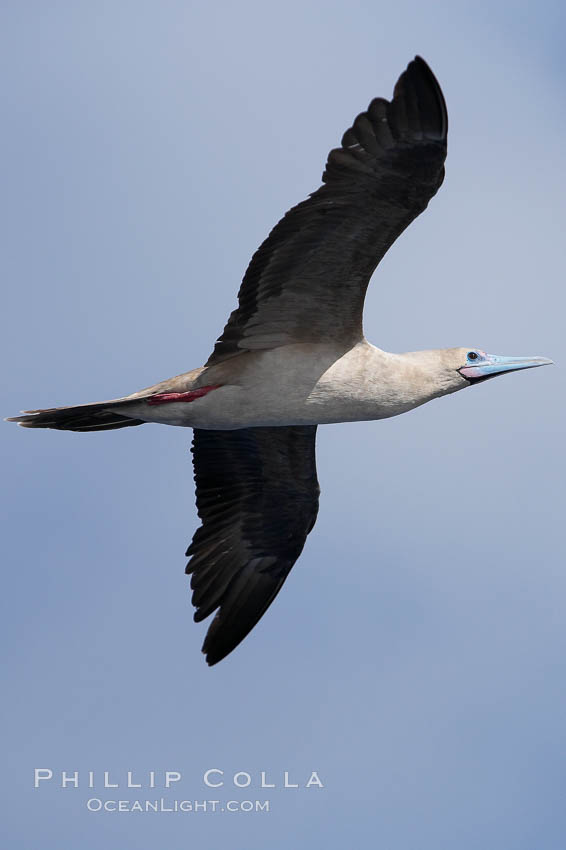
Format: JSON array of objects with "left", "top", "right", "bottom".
[
  {"left": 206, "top": 56, "right": 447, "bottom": 366},
  {"left": 186, "top": 426, "right": 320, "bottom": 665}
]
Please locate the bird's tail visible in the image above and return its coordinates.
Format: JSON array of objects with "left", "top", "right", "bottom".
[{"left": 5, "top": 397, "right": 146, "bottom": 432}]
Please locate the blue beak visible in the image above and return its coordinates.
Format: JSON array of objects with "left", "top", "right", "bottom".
[{"left": 460, "top": 353, "right": 554, "bottom": 383}]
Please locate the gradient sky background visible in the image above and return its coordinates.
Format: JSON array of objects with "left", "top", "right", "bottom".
[{"left": 2, "top": 1, "right": 565, "bottom": 848}]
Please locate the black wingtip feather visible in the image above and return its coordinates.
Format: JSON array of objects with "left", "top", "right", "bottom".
[
  {"left": 201, "top": 566, "right": 286, "bottom": 666},
  {"left": 409, "top": 56, "right": 448, "bottom": 139}
]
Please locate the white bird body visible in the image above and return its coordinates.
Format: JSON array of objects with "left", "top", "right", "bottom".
[
  {"left": 7, "top": 57, "right": 551, "bottom": 665},
  {"left": 124, "top": 342, "right": 469, "bottom": 429}
]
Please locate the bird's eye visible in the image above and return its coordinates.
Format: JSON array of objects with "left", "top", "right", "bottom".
[{"left": 467, "top": 351, "right": 479, "bottom": 361}]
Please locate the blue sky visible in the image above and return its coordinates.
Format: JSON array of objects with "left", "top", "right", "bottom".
[{"left": 2, "top": 1, "right": 565, "bottom": 848}]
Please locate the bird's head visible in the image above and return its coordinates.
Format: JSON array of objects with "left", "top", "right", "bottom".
[
  {"left": 454, "top": 348, "right": 553, "bottom": 385},
  {"left": 393, "top": 347, "right": 553, "bottom": 406},
  {"left": 401, "top": 347, "right": 553, "bottom": 399}
]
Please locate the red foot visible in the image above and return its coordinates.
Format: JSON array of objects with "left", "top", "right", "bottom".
[{"left": 147, "top": 385, "right": 221, "bottom": 406}]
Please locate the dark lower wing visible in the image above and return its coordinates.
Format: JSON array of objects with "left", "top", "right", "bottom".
[{"left": 186, "top": 426, "right": 320, "bottom": 665}]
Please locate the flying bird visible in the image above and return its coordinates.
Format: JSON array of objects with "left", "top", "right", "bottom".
[{"left": 8, "top": 57, "right": 551, "bottom": 665}]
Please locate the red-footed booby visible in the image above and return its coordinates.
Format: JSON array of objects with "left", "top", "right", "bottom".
[{"left": 7, "top": 57, "right": 551, "bottom": 665}]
